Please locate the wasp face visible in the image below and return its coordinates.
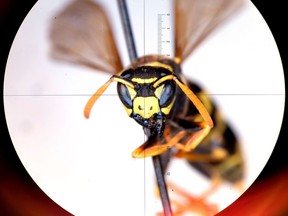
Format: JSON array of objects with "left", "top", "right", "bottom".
[{"left": 117, "top": 66, "right": 176, "bottom": 136}]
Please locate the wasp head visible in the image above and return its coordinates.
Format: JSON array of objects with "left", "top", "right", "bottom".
[
  {"left": 117, "top": 66, "right": 176, "bottom": 136},
  {"left": 84, "top": 62, "right": 213, "bottom": 136}
]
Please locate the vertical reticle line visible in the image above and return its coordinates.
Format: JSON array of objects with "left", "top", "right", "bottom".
[
  {"left": 143, "top": 1, "right": 147, "bottom": 214},
  {"left": 117, "top": 0, "right": 172, "bottom": 215}
]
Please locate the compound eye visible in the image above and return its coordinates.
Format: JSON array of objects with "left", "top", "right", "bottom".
[
  {"left": 117, "top": 83, "right": 133, "bottom": 108},
  {"left": 159, "top": 82, "right": 175, "bottom": 107}
]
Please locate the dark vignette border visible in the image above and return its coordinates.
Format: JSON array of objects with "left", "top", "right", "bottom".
[{"left": 0, "top": 0, "right": 287, "bottom": 215}]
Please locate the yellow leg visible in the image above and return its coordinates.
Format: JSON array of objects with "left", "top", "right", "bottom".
[
  {"left": 132, "top": 130, "right": 188, "bottom": 158},
  {"left": 148, "top": 123, "right": 224, "bottom": 215},
  {"left": 176, "top": 123, "right": 211, "bottom": 152},
  {"left": 175, "top": 147, "right": 228, "bottom": 162},
  {"left": 132, "top": 122, "right": 211, "bottom": 158}
]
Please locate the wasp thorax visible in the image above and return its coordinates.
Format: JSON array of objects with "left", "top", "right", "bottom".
[{"left": 116, "top": 65, "right": 176, "bottom": 136}]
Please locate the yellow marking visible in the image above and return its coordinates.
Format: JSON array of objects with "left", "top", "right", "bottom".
[
  {"left": 153, "top": 75, "right": 173, "bottom": 88},
  {"left": 212, "top": 148, "right": 228, "bottom": 160},
  {"left": 127, "top": 86, "right": 137, "bottom": 100},
  {"left": 174, "top": 57, "right": 181, "bottom": 64},
  {"left": 124, "top": 107, "right": 132, "bottom": 116},
  {"left": 133, "top": 96, "right": 160, "bottom": 119},
  {"left": 191, "top": 114, "right": 204, "bottom": 123},
  {"left": 198, "top": 92, "right": 213, "bottom": 114},
  {"left": 131, "top": 77, "right": 157, "bottom": 84},
  {"left": 140, "top": 61, "right": 173, "bottom": 73},
  {"left": 161, "top": 97, "right": 175, "bottom": 115},
  {"left": 114, "top": 77, "right": 134, "bottom": 88},
  {"left": 193, "top": 91, "right": 214, "bottom": 122},
  {"left": 152, "top": 74, "right": 213, "bottom": 128},
  {"left": 218, "top": 152, "right": 243, "bottom": 172},
  {"left": 154, "top": 84, "right": 165, "bottom": 99}
]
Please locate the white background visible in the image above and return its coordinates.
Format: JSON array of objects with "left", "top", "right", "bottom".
[{"left": 4, "top": 0, "right": 285, "bottom": 215}]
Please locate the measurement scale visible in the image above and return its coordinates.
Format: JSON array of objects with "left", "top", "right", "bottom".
[{"left": 157, "top": 13, "right": 173, "bottom": 57}]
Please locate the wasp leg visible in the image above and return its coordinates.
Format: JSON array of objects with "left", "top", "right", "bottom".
[
  {"left": 171, "top": 123, "right": 211, "bottom": 152},
  {"left": 132, "top": 121, "right": 211, "bottom": 158},
  {"left": 175, "top": 147, "right": 228, "bottom": 162},
  {"left": 132, "top": 130, "right": 188, "bottom": 158}
]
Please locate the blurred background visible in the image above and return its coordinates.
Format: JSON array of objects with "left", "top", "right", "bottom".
[{"left": 0, "top": 0, "right": 287, "bottom": 215}]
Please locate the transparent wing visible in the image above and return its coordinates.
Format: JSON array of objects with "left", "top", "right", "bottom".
[
  {"left": 174, "top": 0, "right": 244, "bottom": 62},
  {"left": 50, "top": 0, "right": 123, "bottom": 74}
]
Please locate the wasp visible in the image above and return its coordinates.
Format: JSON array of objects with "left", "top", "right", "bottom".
[{"left": 50, "top": 0, "right": 245, "bottom": 215}]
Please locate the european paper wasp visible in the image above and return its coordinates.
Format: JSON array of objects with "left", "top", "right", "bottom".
[{"left": 50, "top": 0, "right": 245, "bottom": 215}]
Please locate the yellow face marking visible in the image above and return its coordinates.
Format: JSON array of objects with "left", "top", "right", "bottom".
[
  {"left": 124, "top": 107, "right": 132, "bottom": 116},
  {"left": 127, "top": 86, "right": 137, "bottom": 100},
  {"left": 131, "top": 77, "right": 157, "bottom": 84},
  {"left": 161, "top": 97, "right": 175, "bottom": 115},
  {"left": 133, "top": 96, "right": 160, "bottom": 119},
  {"left": 154, "top": 84, "right": 165, "bottom": 100}
]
